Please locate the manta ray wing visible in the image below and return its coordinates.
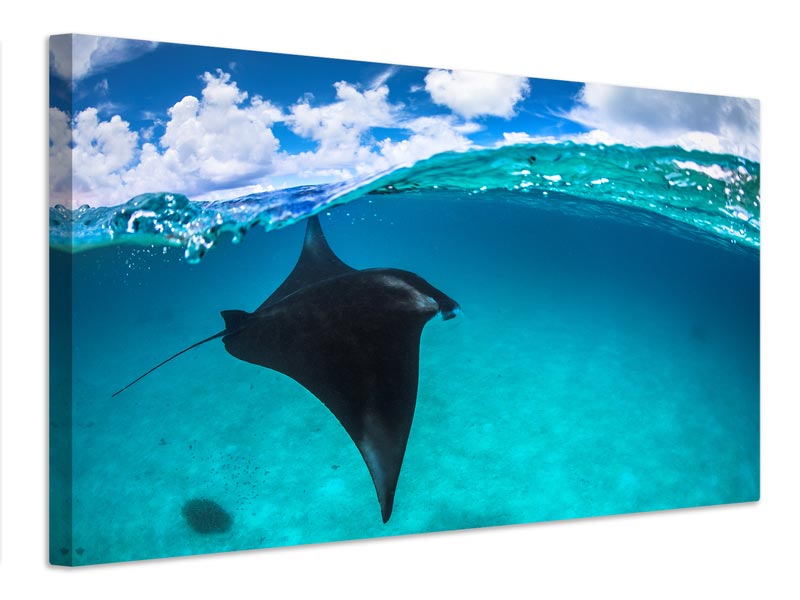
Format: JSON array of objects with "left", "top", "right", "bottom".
[
  {"left": 222, "top": 270, "right": 442, "bottom": 522},
  {"left": 257, "top": 214, "right": 355, "bottom": 311}
]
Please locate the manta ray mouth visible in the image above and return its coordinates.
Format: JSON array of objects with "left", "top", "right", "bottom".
[{"left": 440, "top": 304, "right": 461, "bottom": 320}]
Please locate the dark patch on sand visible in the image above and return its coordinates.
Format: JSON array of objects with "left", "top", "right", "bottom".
[{"left": 181, "top": 498, "right": 232, "bottom": 534}]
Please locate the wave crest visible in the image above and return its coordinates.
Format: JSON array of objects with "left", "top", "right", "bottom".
[{"left": 50, "top": 143, "right": 760, "bottom": 262}]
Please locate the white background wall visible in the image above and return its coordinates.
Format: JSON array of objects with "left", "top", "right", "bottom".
[{"left": 1, "top": 2, "right": 797, "bottom": 597}]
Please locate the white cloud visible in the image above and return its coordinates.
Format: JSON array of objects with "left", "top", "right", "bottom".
[
  {"left": 378, "top": 116, "right": 477, "bottom": 165},
  {"left": 50, "top": 35, "right": 158, "bottom": 81},
  {"left": 49, "top": 108, "right": 73, "bottom": 205},
  {"left": 50, "top": 71, "right": 488, "bottom": 206},
  {"left": 73, "top": 109, "right": 139, "bottom": 179},
  {"left": 499, "top": 129, "right": 621, "bottom": 147},
  {"left": 369, "top": 66, "right": 399, "bottom": 90},
  {"left": 280, "top": 83, "right": 480, "bottom": 181},
  {"left": 424, "top": 69, "right": 530, "bottom": 119},
  {"left": 51, "top": 70, "right": 284, "bottom": 207},
  {"left": 287, "top": 81, "right": 398, "bottom": 146},
  {"left": 564, "top": 83, "right": 760, "bottom": 160},
  {"left": 50, "top": 106, "right": 143, "bottom": 206},
  {"left": 124, "top": 70, "right": 282, "bottom": 200},
  {"left": 49, "top": 108, "right": 140, "bottom": 206},
  {"left": 149, "top": 70, "right": 282, "bottom": 188},
  {"left": 279, "top": 82, "right": 400, "bottom": 180}
]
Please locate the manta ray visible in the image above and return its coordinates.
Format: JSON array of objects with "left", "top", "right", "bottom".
[{"left": 113, "top": 214, "right": 460, "bottom": 522}]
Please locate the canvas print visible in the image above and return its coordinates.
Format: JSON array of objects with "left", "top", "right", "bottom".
[{"left": 49, "top": 34, "right": 760, "bottom": 566}]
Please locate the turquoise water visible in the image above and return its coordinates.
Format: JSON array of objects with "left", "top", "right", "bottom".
[{"left": 50, "top": 144, "right": 760, "bottom": 565}]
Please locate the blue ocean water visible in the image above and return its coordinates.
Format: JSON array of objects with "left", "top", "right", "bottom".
[{"left": 50, "top": 144, "right": 759, "bottom": 565}]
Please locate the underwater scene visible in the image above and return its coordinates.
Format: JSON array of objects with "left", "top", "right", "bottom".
[{"left": 49, "top": 36, "right": 759, "bottom": 566}]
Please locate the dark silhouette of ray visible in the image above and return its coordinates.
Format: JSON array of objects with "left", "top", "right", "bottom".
[{"left": 113, "top": 214, "right": 459, "bottom": 522}]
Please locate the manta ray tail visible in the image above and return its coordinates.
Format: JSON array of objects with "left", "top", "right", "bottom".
[{"left": 111, "top": 330, "right": 226, "bottom": 397}]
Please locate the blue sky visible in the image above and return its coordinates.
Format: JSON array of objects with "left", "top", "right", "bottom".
[{"left": 49, "top": 35, "right": 760, "bottom": 207}]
